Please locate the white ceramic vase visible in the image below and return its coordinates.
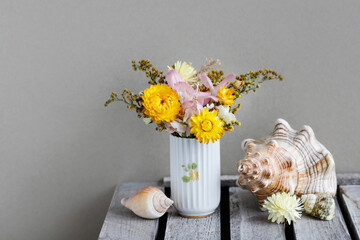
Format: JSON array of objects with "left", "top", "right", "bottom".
[{"left": 169, "top": 134, "right": 221, "bottom": 217}]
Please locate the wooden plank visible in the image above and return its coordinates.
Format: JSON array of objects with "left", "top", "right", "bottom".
[
  {"left": 164, "top": 207, "right": 221, "bottom": 239},
  {"left": 164, "top": 173, "right": 360, "bottom": 187},
  {"left": 339, "top": 185, "right": 360, "bottom": 239},
  {"left": 98, "top": 182, "right": 161, "bottom": 240},
  {"left": 337, "top": 173, "right": 360, "bottom": 185},
  {"left": 293, "top": 198, "right": 351, "bottom": 240},
  {"left": 229, "top": 187, "right": 286, "bottom": 240}
]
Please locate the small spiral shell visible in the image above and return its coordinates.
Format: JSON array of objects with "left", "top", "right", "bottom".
[
  {"left": 121, "top": 186, "right": 174, "bottom": 219},
  {"left": 301, "top": 193, "right": 335, "bottom": 220}
]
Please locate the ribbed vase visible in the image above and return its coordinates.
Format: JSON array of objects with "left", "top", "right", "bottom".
[{"left": 170, "top": 134, "right": 220, "bottom": 217}]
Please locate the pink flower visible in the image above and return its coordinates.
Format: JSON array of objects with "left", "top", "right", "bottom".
[
  {"left": 166, "top": 70, "right": 185, "bottom": 90},
  {"left": 165, "top": 120, "right": 188, "bottom": 134},
  {"left": 166, "top": 70, "right": 217, "bottom": 122},
  {"left": 167, "top": 70, "right": 217, "bottom": 104},
  {"left": 197, "top": 73, "right": 235, "bottom": 96},
  {"left": 182, "top": 100, "right": 201, "bottom": 123}
]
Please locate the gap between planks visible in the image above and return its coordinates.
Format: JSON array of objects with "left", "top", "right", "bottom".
[{"left": 338, "top": 185, "right": 360, "bottom": 240}]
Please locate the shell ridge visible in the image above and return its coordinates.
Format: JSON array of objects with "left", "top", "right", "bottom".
[
  {"left": 293, "top": 128, "right": 325, "bottom": 194},
  {"left": 279, "top": 136, "right": 320, "bottom": 195},
  {"left": 304, "top": 141, "right": 336, "bottom": 194},
  {"left": 274, "top": 119, "right": 295, "bottom": 134},
  {"left": 296, "top": 125, "right": 335, "bottom": 179}
]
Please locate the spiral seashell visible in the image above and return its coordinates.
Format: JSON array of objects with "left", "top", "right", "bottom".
[
  {"left": 236, "top": 119, "right": 337, "bottom": 210},
  {"left": 121, "top": 186, "right": 174, "bottom": 219},
  {"left": 301, "top": 193, "right": 335, "bottom": 220}
]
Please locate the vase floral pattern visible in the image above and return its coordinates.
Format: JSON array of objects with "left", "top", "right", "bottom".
[{"left": 181, "top": 163, "right": 199, "bottom": 182}]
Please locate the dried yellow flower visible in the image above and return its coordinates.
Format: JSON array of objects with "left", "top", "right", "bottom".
[
  {"left": 190, "top": 108, "right": 224, "bottom": 144},
  {"left": 217, "top": 86, "right": 236, "bottom": 106},
  {"left": 142, "top": 84, "right": 181, "bottom": 122}
]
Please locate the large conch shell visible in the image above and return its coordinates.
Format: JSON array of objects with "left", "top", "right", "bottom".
[
  {"left": 236, "top": 119, "right": 336, "bottom": 210},
  {"left": 301, "top": 193, "right": 335, "bottom": 220},
  {"left": 121, "top": 186, "right": 174, "bottom": 219}
]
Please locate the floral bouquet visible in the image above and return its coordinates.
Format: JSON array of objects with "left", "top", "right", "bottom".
[
  {"left": 105, "top": 59, "right": 282, "bottom": 144},
  {"left": 105, "top": 58, "right": 283, "bottom": 217}
]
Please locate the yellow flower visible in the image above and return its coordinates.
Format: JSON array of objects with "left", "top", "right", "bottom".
[
  {"left": 263, "top": 192, "right": 303, "bottom": 225},
  {"left": 142, "top": 84, "right": 181, "bottom": 122},
  {"left": 190, "top": 108, "right": 224, "bottom": 144},
  {"left": 168, "top": 61, "right": 197, "bottom": 82},
  {"left": 217, "top": 86, "right": 236, "bottom": 106},
  {"left": 189, "top": 170, "right": 199, "bottom": 181}
]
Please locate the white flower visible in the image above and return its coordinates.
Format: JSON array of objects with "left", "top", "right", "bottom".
[
  {"left": 143, "top": 118, "right": 152, "bottom": 124},
  {"left": 168, "top": 61, "right": 197, "bottom": 82},
  {"left": 169, "top": 120, "right": 188, "bottom": 134},
  {"left": 206, "top": 103, "right": 215, "bottom": 110},
  {"left": 216, "top": 105, "right": 236, "bottom": 124},
  {"left": 263, "top": 192, "right": 303, "bottom": 224},
  {"left": 164, "top": 120, "right": 189, "bottom": 135}
]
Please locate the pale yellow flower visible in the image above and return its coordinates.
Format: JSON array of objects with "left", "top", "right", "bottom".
[
  {"left": 263, "top": 192, "right": 303, "bottom": 224},
  {"left": 168, "top": 61, "right": 197, "bottom": 82}
]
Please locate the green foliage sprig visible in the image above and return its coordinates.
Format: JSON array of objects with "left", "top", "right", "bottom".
[
  {"left": 131, "top": 60, "right": 166, "bottom": 85},
  {"left": 228, "top": 69, "right": 283, "bottom": 114},
  {"left": 104, "top": 89, "right": 144, "bottom": 118}
]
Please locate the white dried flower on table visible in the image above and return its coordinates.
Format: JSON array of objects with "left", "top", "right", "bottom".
[{"left": 263, "top": 192, "right": 303, "bottom": 224}]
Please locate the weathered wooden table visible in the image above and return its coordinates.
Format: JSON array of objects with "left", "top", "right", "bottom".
[{"left": 99, "top": 174, "right": 360, "bottom": 240}]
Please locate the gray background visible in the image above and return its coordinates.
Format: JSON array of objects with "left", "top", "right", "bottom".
[{"left": 1, "top": 0, "right": 359, "bottom": 239}]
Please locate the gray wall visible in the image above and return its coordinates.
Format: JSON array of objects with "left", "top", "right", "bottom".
[{"left": 1, "top": 0, "right": 359, "bottom": 239}]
